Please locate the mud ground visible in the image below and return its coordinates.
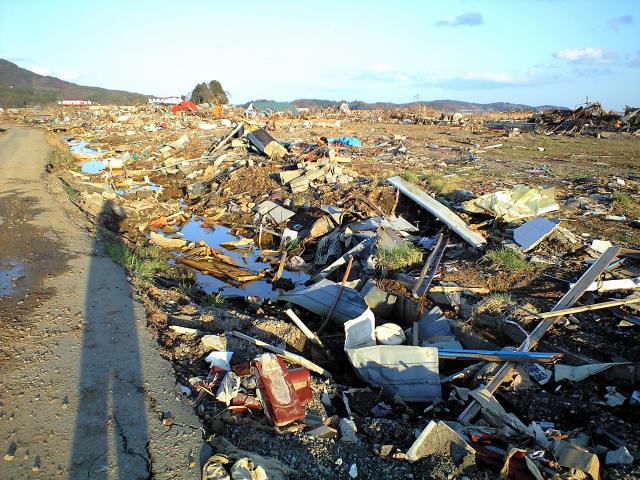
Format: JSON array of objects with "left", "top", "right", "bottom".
[{"left": 0, "top": 127, "right": 205, "bottom": 479}]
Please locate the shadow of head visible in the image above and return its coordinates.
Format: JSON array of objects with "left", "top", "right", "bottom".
[{"left": 97, "top": 199, "right": 126, "bottom": 234}]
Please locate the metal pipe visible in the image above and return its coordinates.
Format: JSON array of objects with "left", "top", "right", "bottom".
[{"left": 438, "top": 349, "right": 563, "bottom": 364}]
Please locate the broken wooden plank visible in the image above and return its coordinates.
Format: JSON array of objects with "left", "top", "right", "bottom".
[
  {"left": 284, "top": 309, "right": 324, "bottom": 348},
  {"left": 522, "top": 296, "right": 640, "bottom": 320},
  {"left": 230, "top": 330, "right": 332, "bottom": 378},
  {"left": 413, "top": 233, "right": 449, "bottom": 298},
  {"left": 458, "top": 246, "right": 620, "bottom": 424},
  {"left": 272, "top": 251, "right": 287, "bottom": 283},
  {"left": 177, "top": 257, "right": 264, "bottom": 285},
  {"left": 208, "top": 122, "right": 244, "bottom": 156},
  {"left": 387, "top": 176, "right": 486, "bottom": 248}
]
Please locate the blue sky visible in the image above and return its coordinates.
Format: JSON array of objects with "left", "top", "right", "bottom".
[{"left": 1, "top": 0, "right": 639, "bottom": 109}]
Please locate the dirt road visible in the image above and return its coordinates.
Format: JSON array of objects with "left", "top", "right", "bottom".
[{"left": 0, "top": 127, "right": 204, "bottom": 479}]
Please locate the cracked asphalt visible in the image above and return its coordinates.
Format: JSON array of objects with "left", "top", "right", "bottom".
[{"left": 0, "top": 127, "right": 205, "bottom": 479}]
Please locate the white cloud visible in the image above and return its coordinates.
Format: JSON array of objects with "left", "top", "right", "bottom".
[
  {"left": 29, "top": 66, "right": 51, "bottom": 76},
  {"left": 57, "top": 71, "right": 79, "bottom": 81},
  {"left": 25, "top": 65, "right": 80, "bottom": 82},
  {"left": 554, "top": 48, "right": 617, "bottom": 65}
]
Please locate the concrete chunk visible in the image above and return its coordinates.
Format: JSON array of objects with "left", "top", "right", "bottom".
[{"left": 406, "top": 420, "right": 476, "bottom": 470}]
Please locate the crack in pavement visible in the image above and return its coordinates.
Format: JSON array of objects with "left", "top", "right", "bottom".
[{"left": 113, "top": 415, "right": 154, "bottom": 480}]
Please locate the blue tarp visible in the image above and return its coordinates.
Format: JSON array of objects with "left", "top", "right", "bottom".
[{"left": 327, "top": 136, "right": 362, "bottom": 148}]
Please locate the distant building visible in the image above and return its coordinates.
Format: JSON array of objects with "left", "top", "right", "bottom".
[
  {"left": 57, "top": 100, "right": 92, "bottom": 106},
  {"left": 148, "top": 97, "right": 181, "bottom": 105}
]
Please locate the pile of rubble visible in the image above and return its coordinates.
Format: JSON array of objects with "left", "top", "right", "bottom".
[
  {"left": 6, "top": 102, "right": 639, "bottom": 479},
  {"left": 486, "top": 102, "right": 640, "bottom": 136}
]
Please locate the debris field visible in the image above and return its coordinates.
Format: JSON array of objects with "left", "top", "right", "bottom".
[{"left": 6, "top": 101, "right": 640, "bottom": 480}]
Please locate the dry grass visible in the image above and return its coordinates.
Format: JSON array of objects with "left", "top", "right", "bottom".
[
  {"left": 473, "top": 293, "right": 538, "bottom": 319},
  {"left": 47, "top": 134, "right": 76, "bottom": 170}
]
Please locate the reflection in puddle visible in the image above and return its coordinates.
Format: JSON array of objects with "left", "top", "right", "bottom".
[
  {"left": 178, "top": 220, "right": 309, "bottom": 299},
  {"left": 80, "top": 160, "right": 106, "bottom": 174},
  {"left": 69, "top": 140, "right": 100, "bottom": 156},
  {"left": 0, "top": 259, "right": 25, "bottom": 297}
]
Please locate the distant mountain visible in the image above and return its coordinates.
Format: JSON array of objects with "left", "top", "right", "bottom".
[
  {"left": 0, "top": 59, "right": 148, "bottom": 107},
  {"left": 243, "top": 98, "right": 566, "bottom": 113}
]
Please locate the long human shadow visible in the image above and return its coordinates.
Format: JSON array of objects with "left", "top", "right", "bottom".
[{"left": 69, "top": 201, "right": 150, "bottom": 479}]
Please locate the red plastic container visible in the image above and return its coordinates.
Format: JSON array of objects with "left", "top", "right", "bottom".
[{"left": 252, "top": 354, "right": 313, "bottom": 426}]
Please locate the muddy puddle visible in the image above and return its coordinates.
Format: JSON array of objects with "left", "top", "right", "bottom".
[
  {"left": 0, "top": 259, "right": 25, "bottom": 297},
  {"left": 177, "top": 220, "right": 309, "bottom": 299}
]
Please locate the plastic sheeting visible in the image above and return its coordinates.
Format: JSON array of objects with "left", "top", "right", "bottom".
[
  {"left": 462, "top": 186, "right": 559, "bottom": 222},
  {"left": 345, "top": 345, "right": 441, "bottom": 402}
]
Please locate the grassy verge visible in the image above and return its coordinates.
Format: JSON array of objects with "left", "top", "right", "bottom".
[
  {"left": 105, "top": 242, "right": 168, "bottom": 281},
  {"left": 46, "top": 135, "right": 77, "bottom": 170},
  {"left": 375, "top": 244, "right": 422, "bottom": 271},
  {"left": 484, "top": 247, "right": 541, "bottom": 272},
  {"left": 62, "top": 182, "right": 79, "bottom": 202},
  {"left": 48, "top": 145, "right": 76, "bottom": 170}
]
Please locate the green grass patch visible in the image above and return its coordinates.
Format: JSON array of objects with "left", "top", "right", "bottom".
[
  {"left": 48, "top": 145, "right": 77, "bottom": 170},
  {"left": 62, "top": 182, "right": 79, "bottom": 202},
  {"left": 199, "top": 292, "right": 226, "bottom": 308},
  {"left": 484, "top": 247, "right": 540, "bottom": 272},
  {"left": 105, "top": 242, "right": 168, "bottom": 281},
  {"left": 177, "top": 276, "right": 198, "bottom": 296},
  {"left": 398, "top": 170, "right": 419, "bottom": 183},
  {"left": 614, "top": 192, "right": 633, "bottom": 208},
  {"left": 419, "top": 171, "right": 448, "bottom": 195},
  {"left": 614, "top": 192, "right": 640, "bottom": 217},
  {"left": 375, "top": 244, "right": 423, "bottom": 271},
  {"left": 398, "top": 169, "right": 459, "bottom": 196}
]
